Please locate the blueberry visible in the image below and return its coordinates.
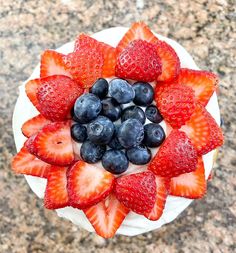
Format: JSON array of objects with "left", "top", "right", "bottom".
[
  {"left": 74, "top": 93, "right": 102, "bottom": 124},
  {"left": 118, "top": 119, "right": 144, "bottom": 148},
  {"left": 80, "top": 140, "right": 106, "bottom": 163},
  {"left": 102, "top": 150, "right": 129, "bottom": 174},
  {"left": 109, "top": 78, "right": 135, "bottom": 104},
  {"left": 145, "top": 105, "right": 163, "bottom": 123},
  {"left": 101, "top": 98, "right": 122, "bottom": 121},
  {"left": 108, "top": 125, "right": 123, "bottom": 150},
  {"left": 133, "top": 82, "right": 154, "bottom": 106},
  {"left": 87, "top": 116, "right": 114, "bottom": 145},
  {"left": 71, "top": 123, "right": 87, "bottom": 142},
  {"left": 121, "top": 106, "right": 146, "bottom": 124},
  {"left": 143, "top": 123, "right": 165, "bottom": 147},
  {"left": 70, "top": 107, "right": 80, "bottom": 122},
  {"left": 126, "top": 145, "right": 152, "bottom": 165},
  {"left": 90, "top": 78, "right": 109, "bottom": 99}
]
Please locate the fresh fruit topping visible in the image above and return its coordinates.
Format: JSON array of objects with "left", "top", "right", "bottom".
[
  {"left": 108, "top": 125, "right": 123, "bottom": 150},
  {"left": 109, "top": 78, "right": 135, "bottom": 104},
  {"left": 25, "top": 79, "right": 41, "bottom": 110},
  {"left": 90, "top": 78, "right": 109, "bottom": 99},
  {"left": 121, "top": 106, "right": 146, "bottom": 124},
  {"left": 156, "top": 84, "right": 196, "bottom": 128},
  {"left": 44, "top": 166, "right": 69, "bottom": 209},
  {"left": 21, "top": 114, "right": 51, "bottom": 138},
  {"left": 145, "top": 105, "right": 163, "bottom": 123},
  {"left": 102, "top": 150, "right": 129, "bottom": 174},
  {"left": 25, "top": 134, "right": 37, "bottom": 155},
  {"left": 34, "top": 121, "right": 74, "bottom": 166},
  {"left": 83, "top": 194, "right": 129, "bottom": 238},
  {"left": 149, "top": 130, "right": 198, "bottom": 178},
  {"left": 36, "top": 75, "right": 83, "bottom": 121},
  {"left": 143, "top": 123, "right": 165, "bottom": 148},
  {"left": 155, "top": 40, "right": 180, "bottom": 82},
  {"left": 73, "top": 93, "right": 102, "bottom": 124},
  {"left": 71, "top": 123, "right": 87, "bottom": 143},
  {"left": 80, "top": 140, "right": 106, "bottom": 163},
  {"left": 117, "top": 119, "right": 144, "bottom": 148},
  {"left": 67, "top": 160, "right": 115, "bottom": 209},
  {"left": 116, "top": 22, "right": 158, "bottom": 53},
  {"left": 101, "top": 98, "right": 122, "bottom": 122},
  {"left": 114, "top": 171, "right": 156, "bottom": 215},
  {"left": 126, "top": 145, "right": 152, "bottom": 165},
  {"left": 154, "top": 82, "right": 178, "bottom": 102},
  {"left": 169, "top": 157, "right": 206, "bottom": 199},
  {"left": 133, "top": 82, "right": 154, "bottom": 106},
  {"left": 115, "top": 39, "right": 162, "bottom": 82},
  {"left": 177, "top": 68, "right": 218, "bottom": 106}
]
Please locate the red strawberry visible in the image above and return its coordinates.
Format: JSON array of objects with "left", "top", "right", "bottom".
[
  {"left": 11, "top": 144, "right": 51, "bottom": 178},
  {"left": 148, "top": 130, "right": 198, "bottom": 178},
  {"left": 115, "top": 39, "right": 162, "bottom": 82},
  {"left": 116, "top": 22, "right": 158, "bottom": 53},
  {"left": 25, "top": 79, "right": 41, "bottom": 110},
  {"left": 156, "top": 84, "right": 196, "bottom": 128},
  {"left": 155, "top": 40, "right": 180, "bottom": 82},
  {"left": 177, "top": 68, "right": 218, "bottom": 106},
  {"left": 144, "top": 176, "right": 169, "bottom": 221},
  {"left": 154, "top": 82, "right": 178, "bottom": 101},
  {"left": 25, "top": 134, "right": 37, "bottom": 155},
  {"left": 36, "top": 75, "right": 83, "bottom": 121},
  {"left": 114, "top": 171, "right": 156, "bottom": 215},
  {"left": 40, "top": 50, "right": 71, "bottom": 78},
  {"left": 84, "top": 194, "right": 129, "bottom": 238},
  {"left": 21, "top": 114, "right": 51, "bottom": 138},
  {"left": 67, "top": 161, "right": 115, "bottom": 209},
  {"left": 44, "top": 166, "right": 69, "bottom": 209},
  {"left": 169, "top": 157, "right": 206, "bottom": 199},
  {"left": 34, "top": 121, "right": 74, "bottom": 166}
]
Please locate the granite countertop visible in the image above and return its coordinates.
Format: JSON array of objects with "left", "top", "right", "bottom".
[{"left": 1, "top": 0, "right": 235, "bottom": 252}]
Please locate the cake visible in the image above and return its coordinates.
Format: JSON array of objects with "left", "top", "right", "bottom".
[{"left": 12, "top": 22, "right": 224, "bottom": 238}]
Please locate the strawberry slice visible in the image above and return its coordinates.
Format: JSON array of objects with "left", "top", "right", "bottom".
[
  {"left": 116, "top": 22, "right": 159, "bottom": 53},
  {"left": 44, "top": 166, "right": 69, "bottom": 209},
  {"left": 25, "top": 79, "right": 41, "bottom": 110},
  {"left": 40, "top": 50, "right": 71, "bottom": 78},
  {"left": 11, "top": 144, "right": 51, "bottom": 178},
  {"left": 177, "top": 68, "right": 218, "bottom": 106},
  {"left": 25, "top": 134, "right": 37, "bottom": 155},
  {"left": 21, "top": 114, "right": 51, "bottom": 138},
  {"left": 67, "top": 161, "right": 115, "bottom": 209},
  {"left": 169, "top": 157, "right": 206, "bottom": 199},
  {"left": 84, "top": 194, "right": 129, "bottom": 238},
  {"left": 34, "top": 121, "right": 74, "bottom": 166}
]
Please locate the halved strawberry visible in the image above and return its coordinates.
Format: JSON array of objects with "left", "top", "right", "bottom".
[
  {"left": 177, "top": 68, "right": 218, "bottom": 106},
  {"left": 67, "top": 161, "right": 115, "bottom": 209},
  {"left": 44, "top": 166, "right": 69, "bottom": 209},
  {"left": 116, "top": 22, "right": 158, "bottom": 53},
  {"left": 25, "top": 79, "right": 41, "bottom": 110},
  {"left": 34, "top": 121, "right": 74, "bottom": 166},
  {"left": 21, "top": 114, "right": 51, "bottom": 138},
  {"left": 169, "top": 157, "right": 206, "bottom": 199},
  {"left": 25, "top": 134, "right": 37, "bottom": 155},
  {"left": 84, "top": 194, "right": 129, "bottom": 238}
]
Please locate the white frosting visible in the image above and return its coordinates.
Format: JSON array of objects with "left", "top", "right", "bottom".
[{"left": 12, "top": 27, "right": 220, "bottom": 236}]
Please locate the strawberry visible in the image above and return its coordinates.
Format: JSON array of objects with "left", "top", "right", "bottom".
[
  {"left": 84, "top": 194, "right": 129, "bottom": 238},
  {"left": 67, "top": 161, "right": 115, "bottom": 209},
  {"left": 155, "top": 40, "right": 180, "bottom": 82},
  {"left": 25, "top": 134, "right": 37, "bottom": 155},
  {"left": 156, "top": 84, "right": 196, "bottom": 128},
  {"left": 25, "top": 79, "right": 41, "bottom": 110},
  {"left": 21, "top": 114, "right": 51, "bottom": 138},
  {"left": 154, "top": 82, "right": 178, "bottom": 102},
  {"left": 148, "top": 130, "right": 198, "bottom": 178},
  {"left": 40, "top": 50, "right": 71, "bottom": 78},
  {"left": 44, "top": 166, "right": 69, "bottom": 209},
  {"left": 144, "top": 176, "right": 169, "bottom": 221},
  {"left": 116, "top": 22, "right": 158, "bottom": 53},
  {"left": 177, "top": 68, "right": 218, "bottom": 106},
  {"left": 11, "top": 144, "right": 51, "bottom": 178},
  {"left": 34, "top": 121, "right": 74, "bottom": 166},
  {"left": 36, "top": 75, "right": 83, "bottom": 121},
  {"left": 114, "top": 171, "right": 156, "bottom": 215},
  {"left": 169, "top": 157, "right": 206, "bottom": 199},
  {"left": 115, "top": 39, "right": 162, "bottom": 82}
]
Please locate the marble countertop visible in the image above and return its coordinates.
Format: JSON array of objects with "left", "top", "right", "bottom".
[{"left": 1, "top": 0, "right": 235, "bottom": 252}]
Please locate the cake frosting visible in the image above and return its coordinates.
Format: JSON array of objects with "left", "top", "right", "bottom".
[{"left": 12, "top": 27, "right": 220, "bottom": 236}]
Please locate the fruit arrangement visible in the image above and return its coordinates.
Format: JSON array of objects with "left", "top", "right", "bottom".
[{"left": 12, "top": 22, "right": 224, "bottom": 238}]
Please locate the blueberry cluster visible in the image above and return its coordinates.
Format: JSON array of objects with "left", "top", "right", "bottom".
[{"left": 71, "top": 78, "right": 165, "bottom": 175}]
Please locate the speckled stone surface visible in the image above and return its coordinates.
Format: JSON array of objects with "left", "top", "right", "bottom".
[{"left": 1, "top": 0, "right": 236, "bottom": 252}]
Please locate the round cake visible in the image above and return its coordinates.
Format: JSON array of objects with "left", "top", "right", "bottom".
[{"left": 12, "top": 23, "right": 223, "bottom": 237}]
